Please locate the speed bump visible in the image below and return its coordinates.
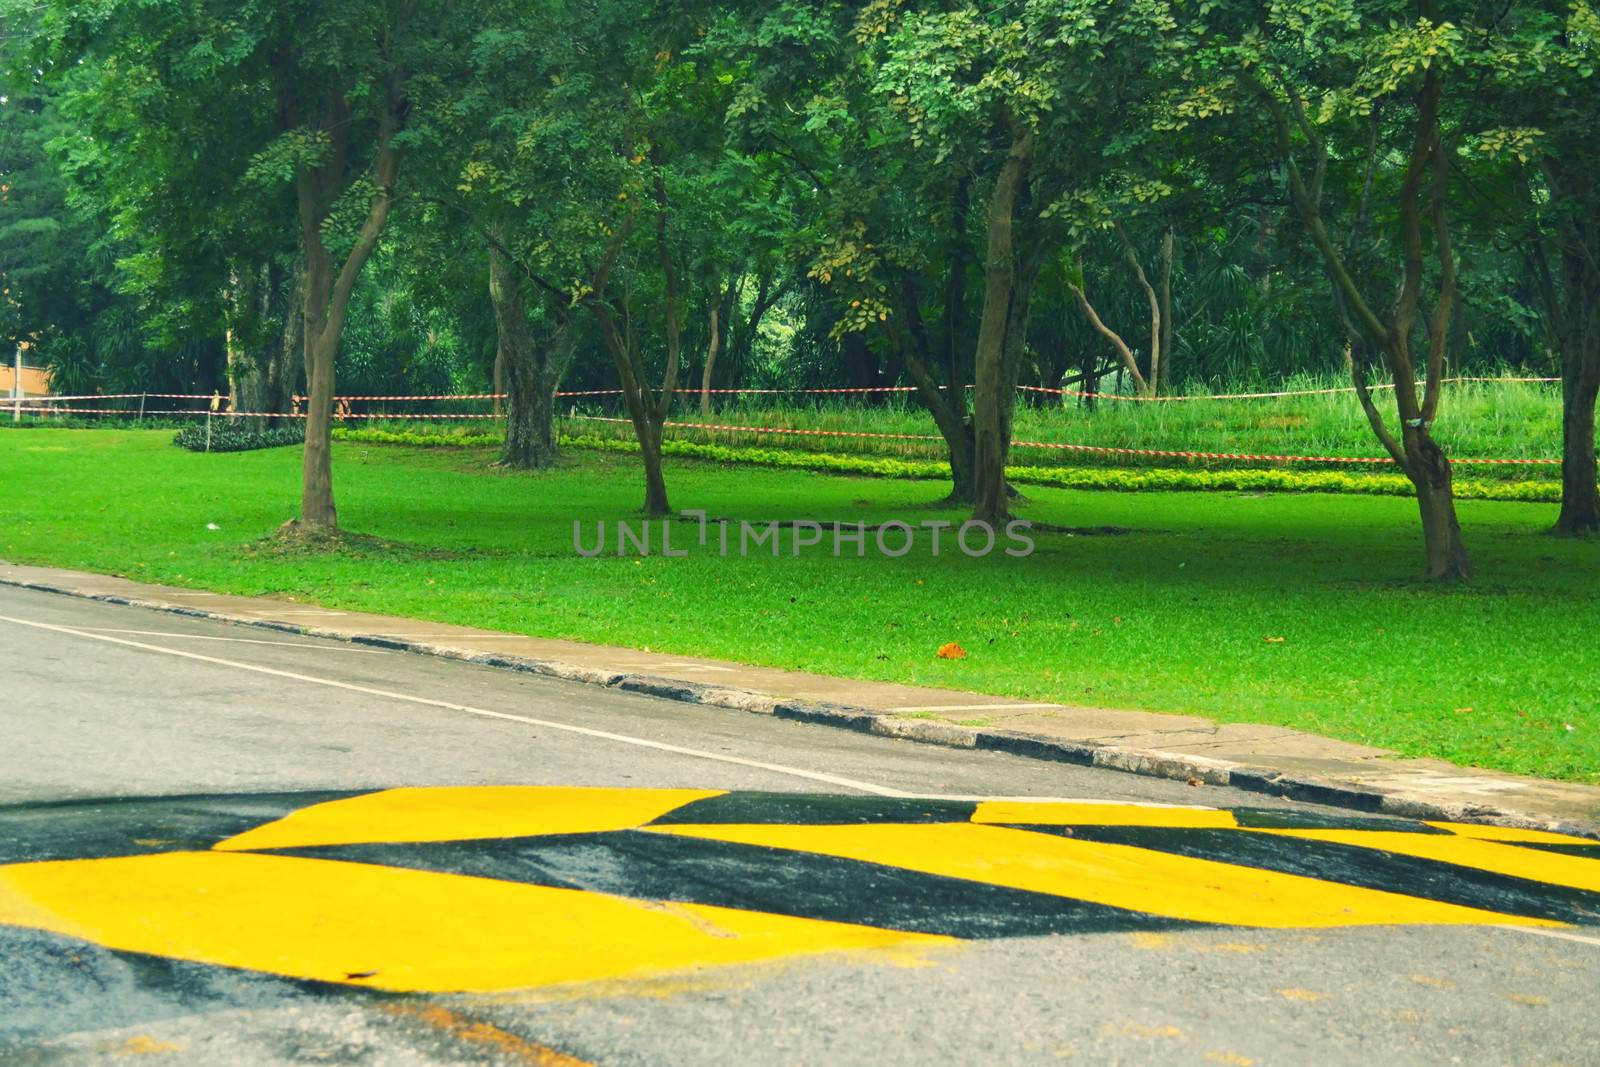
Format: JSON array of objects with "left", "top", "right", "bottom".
[{"left": 0, "top": 787, "right": 1595, "bottom": 994}]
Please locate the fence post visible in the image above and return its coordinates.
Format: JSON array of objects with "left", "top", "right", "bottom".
[
  {"left": 205, "top": 411, "right": 213, "bottom": 453},
  {"left": 11, "top": 345, "right": 20, "bottom": 423},
  {"left": 138, "top": 393, "right": 147, "bottom": 423}
]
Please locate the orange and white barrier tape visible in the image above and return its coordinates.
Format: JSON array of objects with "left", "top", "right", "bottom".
[
  {"left": 1018, "top": 376, "right": 1560, "bottom": 403},
  {"left": 15, "top": 399, "right": 1562, "bottom": 467},
  {"left": 25, "top": 376, "right": 1557, "bottom": 409},
  {"left": 572, "top": 415, "right": 945, "bottom": 444},
  {"left": 569, "top": 415, "right": 1559, "bottom": 467}
]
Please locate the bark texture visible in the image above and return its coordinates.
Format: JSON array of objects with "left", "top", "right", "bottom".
[
  {"left": 893, "top": 269, "right": 975, "bottom": 503},
  {"left": 489, "top": 245, "right": 571, "bottom": 469},
  {"left": 225, "top": 259, "right": 300, "bottom": 425},
  {"left": 700, "top": 297, "right": 722, "bottom": 417},
  {"left": 971, "top": 128, "right": 1037, "bottom": 524},
  {"left": 1537, "top": 184, "right": 1600, "bottom": 535}
]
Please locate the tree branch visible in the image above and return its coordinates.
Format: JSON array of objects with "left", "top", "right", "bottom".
[
  {"left": 1246, "top": 71, "right": 1391, "bottom": 345},
  {"left": 1114, "top": 221, "right": 1162, "bottom": 397},
  {"left": 1070, "top": 264, "right": 1150, "bottom": 397}
]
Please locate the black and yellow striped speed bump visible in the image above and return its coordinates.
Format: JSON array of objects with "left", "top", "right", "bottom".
[{"left": 1, "top": 787, "right": 1597, "bottom": 994}]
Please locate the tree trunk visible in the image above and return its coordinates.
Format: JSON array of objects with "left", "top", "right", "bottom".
[
  {"left": 972, "top": 129, "right": 1035, "bottom": 524},
  {"left": 1267, "top": 58, "right": 1469, "bottom": 580},
  {"left": 922, "top": 386, "right": 976, "bottom": 504},
  {"left": 640, "top": 417, "right": 670, "bottom": 516},
  {"left": 587, "top": 214, "right": 676, "bottom": 517},
  {"left": 944, "top": 178, "right": 971, "bottom": 394},
  {"left": 700, "top": 298, "right": 721, "bottom": 417},
  {"left": 586, "top": 196, "right": 676, "bottom": 518},
  {"left": 293, "top": 94, "right": 401, "bottom": 533},
  {"left": 1411, "top": 435, "right": 1470, "bottom": 580},
  {"left": 1071, "top": 281, "right": 1151, "bottom": 397},
  {"left": 502, "top": 366, "right": 559, "bottom": 469},
  {"left": 1555, "top": 342, "right": 1600, "bottom": 534},
  {"left": 841, "top": 331, "right": 880, "bottom": 398},
  {"left": 490, "top": 245, "right": 567, "bottom": 469},
  {"left": 269, "top": 255, "right": 305, "bottom": 426},
  {"left": 1552, "top": 239, "right": 1600, "bottom": 535},
  {"left": 225, "top": 263, "right": 271, "bottom": 418},
  {"left": 300, "top": 294, "right": 339, "bottom": 530},
  {"left": 892, "top": 271, "right": 975, "bottom": 504},
  {"left": 1159, "top": 228, "right": 1175, "bottom": 394},
  {"left": 493, "top": 346, "right": 506, "bottom": 420}
]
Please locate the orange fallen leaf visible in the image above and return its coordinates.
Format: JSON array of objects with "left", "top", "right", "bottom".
[
  {"left": 937, "top": 642, "right": 967, "bottom": 660},
  {"left": 1454, "top": 707, "right": 1474, "bottom": 714},
  {"left": 1264, "top": 636, "right": 1286, "bottom": 644}
]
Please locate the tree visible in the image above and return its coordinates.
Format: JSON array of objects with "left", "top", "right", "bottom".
[
  {"left": 28, "top": 0, "right": 450, "bottom": 530},
  {"left": 1189, "top": 0, "right": 1476, "bottom": 578},
  {"left": 282, "top": 2, "right": 424, "bottom": 531},
  {"left": 1067, "top": 224, "right": 1169, "bottom": 398},
  {"left": 1477, "top": 1, "right": 1600, "bottom": 534},
  {"left": 856, "top": 0, "right": 1181, "bottom": 521},
  {"left": 27, "top": 10, "right": 301, "bottom": 418},
  {"left": 403, "top": 0, "right": 586, "bottom": 470},
  {"left": 418, "top": 0, "right": 716, "bottom": 509}
]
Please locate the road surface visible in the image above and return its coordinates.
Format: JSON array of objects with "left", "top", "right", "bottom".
[{"left": 1, "top": 583, "right": 1597, "bottom": 1065}]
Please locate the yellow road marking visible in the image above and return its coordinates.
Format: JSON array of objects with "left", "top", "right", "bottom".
[
  {"left": 1249, "top": 829, "right": 1600, "bottom": 894},
  {"left": 972, "top": 801, "right": 1237, "bottom": 829},
  {"left": 648, "top": 823, "right": 1561, "bottom": 928},
  {"left": 213, "top": 787, "right": 725, "bottom": 852},
  {"left": 385, "top": 1004, "right": 593, "bottom": 1065},
  {"left": 0, "top": 851, "right": 945, "bottom": 993},
  {"left": 1429, "top": 822, "right": 1600, "bottom": 846},
  {"left": 120, "top": 1035, "right": 185, "bottom": 1055}
]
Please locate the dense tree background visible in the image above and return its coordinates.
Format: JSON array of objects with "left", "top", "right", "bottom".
[{"left": 1, "top": 0, "right": 1594, "bottom": 564}]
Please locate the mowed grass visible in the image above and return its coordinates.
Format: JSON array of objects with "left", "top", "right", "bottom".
[{"left": 1, "top": 428, "right": 1596, "bottom": 783}]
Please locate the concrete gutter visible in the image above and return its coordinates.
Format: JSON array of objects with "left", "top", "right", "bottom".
[{"left": 3, "top": 560, "right": 1597, "bottom": 840}]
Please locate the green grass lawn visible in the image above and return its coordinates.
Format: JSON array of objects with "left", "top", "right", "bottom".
[{"left": 2, "top": 428, "right": 1596, "bottom": 783}]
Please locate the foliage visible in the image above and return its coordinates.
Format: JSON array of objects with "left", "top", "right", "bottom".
[
  {"left": 174, "top": 423, "right": 306, "bottom": 453},
  {"left": 0, "top": 68, "right": 184, "bottom": 393}
]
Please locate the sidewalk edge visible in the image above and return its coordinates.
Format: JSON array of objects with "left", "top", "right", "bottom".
[{"left": 5, "top": 573, "right": 1596, "bottom": 841}]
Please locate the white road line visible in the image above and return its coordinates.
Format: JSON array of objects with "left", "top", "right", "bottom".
[
  {"left": 0, "top": 610, "right": 1216, "bottom": 810},
  {"left": 72, "top": 627, "right": 390, "bottom": 654},
  {"left": 0, "top": 612, "right": 913, "bottom": 798},
  {"left": 1508, "top": 927, "right": 1600, "bottom": 949}
]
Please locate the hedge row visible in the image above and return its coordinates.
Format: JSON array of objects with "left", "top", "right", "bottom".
[
  {"left": 329, "top": 427, "right": 1563, "bottom": 503},
  {"left": 175, "top": 423, "right": 305, "bottom": 453},
  {"left": 335, "top": 427, "right": 501, "bottom": 448}
]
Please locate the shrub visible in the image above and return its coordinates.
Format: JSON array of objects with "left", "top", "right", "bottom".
[
  {"left": 335, "top": 427, "right": 501, "bottom": 448},
  {"left": 174, "top": 422, "right": 305, "bottom": 453}
]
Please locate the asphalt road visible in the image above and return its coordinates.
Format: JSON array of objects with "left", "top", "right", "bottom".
[{"left": 1, "top": 583, "right": 1597, "bottom": 1066}]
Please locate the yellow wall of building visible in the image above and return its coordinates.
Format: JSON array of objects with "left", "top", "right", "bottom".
[{"left": 0, "top": 364, "right": 51, "bottom": 397}]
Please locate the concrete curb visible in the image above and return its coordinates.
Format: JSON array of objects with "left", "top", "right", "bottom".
[{"left": 5, "top": 574, "right": 1597, "bottom": 841}]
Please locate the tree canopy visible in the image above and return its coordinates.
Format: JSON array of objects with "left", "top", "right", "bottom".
[{"left": 2, "top": 0, "right": 1596, "bottom": 572}]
